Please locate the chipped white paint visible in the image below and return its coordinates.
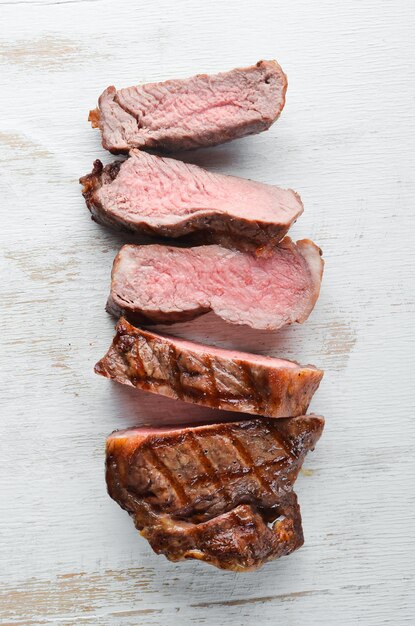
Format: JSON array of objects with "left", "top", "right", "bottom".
[{"left": 0, "top": 0, "right": 414, "bottom": 624}]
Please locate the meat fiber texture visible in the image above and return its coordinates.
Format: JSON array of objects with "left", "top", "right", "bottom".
[
  {"left": 80, "top": 150, "right": 303, "bottom": 250},
  {"left": 106, "top": 416, "right": 324, "bottom": 570},
  {"left": 89, "top": 60, "right": 287, "bottom": 153},
  {"left": 107, "top": 238, "right": 324, "bottom": 331},
  {"left": 95, "top": 318, "right": 323, "bottom": 418}
]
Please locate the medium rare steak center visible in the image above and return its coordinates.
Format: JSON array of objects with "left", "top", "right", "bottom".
[
  {"left": 107, "top": 239, "right": 324, "bottom": 330},
  {"left": 90, "top": 60, "right": 287, "bottom": 153},
  {"left": 81, "top": 150, "right": 304, "bottom": 250}
]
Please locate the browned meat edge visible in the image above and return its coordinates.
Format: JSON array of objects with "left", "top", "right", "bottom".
[
  {"left": 95, "top": 318, "right": 323, "bottom": 418},
  {"left": 79, "top": 159, "right": 299, "bottom": 251},
  {"left": 106, "top": 416, "right": 324, "bottom": 570}
]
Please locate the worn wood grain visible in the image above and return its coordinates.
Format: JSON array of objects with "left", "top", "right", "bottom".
[{"left": 1, "top": 0, "right": 414, "bottom": 624}]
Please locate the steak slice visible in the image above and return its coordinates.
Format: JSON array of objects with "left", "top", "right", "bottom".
[
  {"left": 106, "top": 415, "right": 324, "bottom": 570},
  {"left": 80, "top": 151, "right": 303, "bottom": 250},
  {"left": 107, "top": 238, "right": 324, "bottom": 331},
  {"left": 89, "top": 60, "right": 287, "bottom": 153},
  {"left": 95, "top": 318, "right": 323, "bottom": 418}
]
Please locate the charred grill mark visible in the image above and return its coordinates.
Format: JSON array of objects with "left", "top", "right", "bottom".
[
  {"left": 113, "top": 336, "right": 258, "bottom": 407},
  {"left": 119, "top": 336, "right": 147, "bottom": 385},
  {"left": 95, "top": 321, "right": 324, "bottom": 420},
  {"left": 144, "top": 446, "right": 190, "bottom": 508},
  {"left": 105, "top": 415, "right": 323, "bottom": 569},
  {"left": 116, "top": 360, "right": 252, "bottom": 406},
  {"left": 185, "top": 432, "right": 231, "bottom": 504},
  {"left": 118, "top": 336, "right": 250, "bottom": 408},
  {"left": 223, "top": 431, "right": 275, "bottom": 497},
  {"left": 268, "top": 426, "right": 298, "bottom": 460},
  {"left": 237, "top": 362, "right": 266, "bottom": 412},
  {"left": 150, "top": 459, "right": 289, "bottom": 492},
  {"left": 205, "top": 356, "right": 220, "bottom": 407},
  {"left": 167, "top": 344, "right": 185, "bottom": 400}
]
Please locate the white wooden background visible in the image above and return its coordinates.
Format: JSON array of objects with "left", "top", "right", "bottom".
[{"left": 1, "top": 0, "right": 414, "bottom": 624}]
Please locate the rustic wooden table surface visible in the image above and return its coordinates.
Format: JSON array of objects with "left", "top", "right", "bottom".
[{"left": 1, "top": 1, "right": 414, "bottom": 624}]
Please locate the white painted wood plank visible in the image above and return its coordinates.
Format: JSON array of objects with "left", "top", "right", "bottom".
[{"left": 1, "top": 0, "right": 414, "bottom": 624}]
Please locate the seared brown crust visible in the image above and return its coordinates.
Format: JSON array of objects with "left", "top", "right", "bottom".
[
  {"left": 142, "top": 502, "right": 302, "bottom": 571},
  {"left": 88, "top": 107, "right": 101, "bottom": 129},
  {"left": 106, "top": 416, "right": 324, "bottom": 570},
  {"left": 80, "top": 160, "right": 127, "bottom": 232},
  {"left": 79, "top": 158, "right": 301, "bottom": 251},
  {"left": 95, "top": 318, "right": 324, "bottom": 418}
]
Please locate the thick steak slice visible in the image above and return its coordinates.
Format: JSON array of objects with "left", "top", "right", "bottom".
[
  {"left": 106, "top": 415, "right": 324, "bottom": 570},
  {"left": 95, "top": 318, "right": 323, "bottom": 418},
  {"left": 89, "top": 60, "right": 287, "bottom": 153},
  {"left": 80, "top": 151, "right": 303, "bottom": 250},
  {"left": 107, "top": 238, "right": 324, "bottom": 331}
]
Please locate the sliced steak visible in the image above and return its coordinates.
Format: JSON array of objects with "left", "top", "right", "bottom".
[
  {"left": 80, "top": 151, "right": 303, "bottom": 250},
  {"left": 89, "top": 60, "right": 287, "bottom": 153},
  {"left": 107, "top": 238, "right": 324, "bottom": 331},
  {"left": 95, "top": 318, "right": 323, "bottom": 418},
  {"left": 106, "top": 415, "right": 324, "bottom": 570}
]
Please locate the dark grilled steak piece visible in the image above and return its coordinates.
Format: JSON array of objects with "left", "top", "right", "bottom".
[
  {"left": 95, "top": 318, "right": 323, "bottom": 418},
  {"left": 89, "top": 60, "right": 287, "bottom": 153},
  {"left": 80, "top": 151, "right": 303, "bottom": 250},
  {"left": 106, "top": 415, "right": 324, "bottom": 570},
  {"left": 107, "top": 238, "right": 324, "bottom": 331}
]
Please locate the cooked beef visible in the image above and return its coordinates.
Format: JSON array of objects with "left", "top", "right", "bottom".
[
  {"left": 95, "top": 318, "right": 323, "bottom": 418},
  {"left": 80, "top": 151, "right": 303, "bottom": 250},
  {"left": 107, "top": 238, "right": 324, "bottom": 331},
  {"left": 106, "top": 415, "right": 324, "bottom": 570},
  {"left": 89, "top": 60, "right": 287, "bottom": 153}
]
